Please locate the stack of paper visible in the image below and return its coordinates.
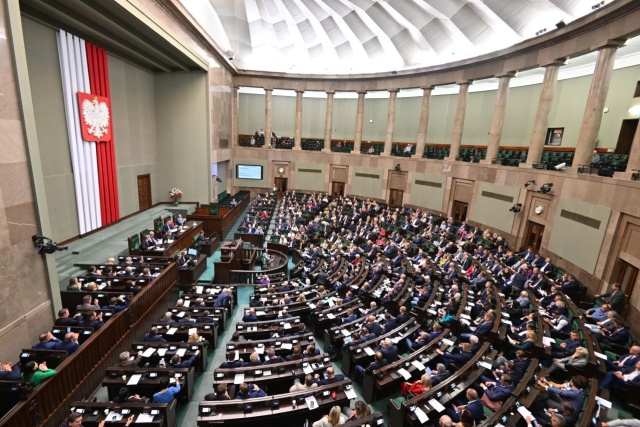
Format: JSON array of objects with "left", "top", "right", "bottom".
[
  {"left": 142, "top": 348, "right": 156, "bottom": 358},
  {"left": 411, "top": 360, "right": 426, "bottom": 371},
  {"left": 176, "top": 348, "right": 187, "bottom": 357},
  {"left": 414, "top": 407, "right": 429, "bottom": 424},
  {"left": 127, "top": 374, "right": 141, "bottom": 386},
  {"left": 281, "top": 343, "right": 293, "bottom": 350},
  {"left": 166, "top": 328, "right": 177, "bottom": 335},
  {"left": 397, "top": 368, "right": 411, "bottom": 380},
  {"left": 429, "top": 399, "right": 446, "bottom": 413},
  {"left": 136, "top": 414, "right": 155, "bottom": 423},
  {"left": 234, "top": 373, "right": 245, "bottom": 385},
  {"left": 363, "top": 347, "right": 375, "bottom": 356}
]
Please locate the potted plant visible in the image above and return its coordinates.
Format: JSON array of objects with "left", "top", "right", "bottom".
[{"left": 169, "top": 188, "right": 183, "bottom": 206}]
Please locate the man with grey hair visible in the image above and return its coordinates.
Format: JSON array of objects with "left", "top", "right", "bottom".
[
  {"left": 116, "top": 350, "right": 142, "bottom": 367},
  {"left": 431, "top": 363, "right": 451, "bottom": 385},
  {"left": 439, "top": 415, "right": 453, "bottom": 427},
  {"left": 159, "top": 312, "right": 174, "bottom": 323},
  {"left": 379, "top": 338, "right": 399, "bottom": 362}
]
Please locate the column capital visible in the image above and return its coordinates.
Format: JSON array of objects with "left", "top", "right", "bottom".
[
  {"left": 420, "top": 85, "right": 434, "bottom": 92},
  {"left": 295, "top": 89, "right": 304, "bottom": 94},
  {"left": 387, "top": 89, "right": 400, "bottom": 94},
  {"left": 591, "top": 38, "right": 627, "bottom": 51},
  {"left": 456, "top": 80, "right": 473, "bottom": 86},
  {"left": 233, "top": 85, "right": 240, "bottom": 90},
  {"left": 264, "top": 88, "right": 273, "bottom": 92},
  {"left": 326, "top": 90, "right": 335, "bottom": 95},
  {"left": 542, "top": 58, "right": 568, "bottom": 68},
  {"left": 356, "top": 90, "right": 367, "bottom": 95},
  {"left": 496, "top": 71, "right": 517, "bottom": 79}
]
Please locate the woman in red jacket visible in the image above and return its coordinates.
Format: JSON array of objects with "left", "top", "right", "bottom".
[{"left": 401, "top": 373, "right": 432, "bottom": 397}]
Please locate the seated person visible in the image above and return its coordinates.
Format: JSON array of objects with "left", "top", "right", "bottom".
[
  {"left": 354, "top": 351, "right": 388, "bottom": 381},
  {"left": 236, "top": 382, "right": 266, "bottom": 399},
  {"left": 204, "top": 383, "right": 233, "bottom": 401},
  {"left": 430, "top": 363, "right": 451, "bottom": 385},
  {"left": 153, "top": 375, "right": 181, "bottom": 403},
  {"left": 547, "top": 330, "right": 583, "bottom": 359},
  {"left": 314, "top": 367, "right": 344, "bottom": 386},
  {"left": 446, "top": 389, "right": 484, "bottom": 423},
  {"left": 479, "top": 373, "right": 515, "bottom": 410},
  {"left": 168, "top": 349, "right": 200, "bottom": 368},
  {"left": 32, "top": 331, "right": 61, "bottom": 350},
  {"left": 54, "top": 332, "right": 80, "bottom": 355},
  {"left": 22, "top": 360, "right": 56, "bottom": 385},
  {"left": 55, "top": 308, "right": 81, "bottom": 327},
  {"left": 263, "top": 348, "right": 285, "bottom": 365},
  {"left": 242, "top": 308, "right": 259, "bottom": 322},
  {"left": 436, "top": 342, "right": 473, "bottom": 370},
  {"left": 598, "top": 360, "right": 640, "bottom": 391},
  {"left": 312, "top": 406, "right": 347, "bottom": 427},
  {"left": 291, "top": 374, "right": 318, "bottom": 392},
  {"left": 547, "top": 347, "right": 589, "bottom": 376},
  {"left": 0, "top": 361, "right": 21, "bottom": 381},
  {"left": 401, "top": 373, "right": 432, "bottom": 397},
  {"left": 113, "top": 386, "right": 149, "bottom": 403},
  {"left": 142, "top": 326, "right": 166, "bottom": 342}
]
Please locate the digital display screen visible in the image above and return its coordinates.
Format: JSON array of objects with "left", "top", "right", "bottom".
[{"left": 236, "top": 164, "right": 263, "bottom": 180}]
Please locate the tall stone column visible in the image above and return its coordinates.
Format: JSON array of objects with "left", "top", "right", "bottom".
[
  {"left": 232, "top": 86, "right": 239, "bottom": 146},
  {"left": 353, "top": 91, "right": 366, "bottom": 153},
  {"left": 294, "top": 90, "right": 303, "bottom": 150},
  {"left": 414, "top": 86, "right": 433, "bottom": 158},
  {"left": 483, "top": 73, "right": 515, "bottom": 164},
  {"left": 573, "top": 42, "right": 624, "bottom": 168},
  {"left": 618, "top": 124, "right": 640, "bottom": 179},
  {"left": 383, "top": 89, "right": 399, "bottom": 156},
  {"left": 523, "top": 60, "right": 564, "bottom": 166},
  {"left": 264, "top": 88, "right": 273, "bottom": 148},
  {"left": 446, "top": 81, "right": 471, "bottom": 160},
  {"left": 323, "top": 90, "right": 335, "bottom": 152}
]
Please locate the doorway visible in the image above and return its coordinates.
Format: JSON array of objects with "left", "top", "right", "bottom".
[
  {"left": 331, "top": 181, "right": 345, "bottom": 198},
  {"left": 524, "top": 221, "right": 545, "bottom": 251},
  {"left": 389, "top": 189, "right": 404, "bottom": 208},
  {"left": 616, "top": 260, "right": 638, "bottom": 317},
  {"left": 274, "top": 177, "right": 288, "bottom": 197},
  {"left": 615, "top": 119, "right": 639, "bottom": 155},
  {"left": 452, "top": 200, "right": 468, "bottom": 222},
  {"left": 137, "top": 174, "right": 151, "bottom": 211}
]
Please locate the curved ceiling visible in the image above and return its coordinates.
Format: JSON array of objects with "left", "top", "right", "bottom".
[{"left": 179, "top": 0, "right": 606, "bottom": 74}]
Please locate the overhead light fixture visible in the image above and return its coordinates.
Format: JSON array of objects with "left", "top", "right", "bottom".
[
  {"left": 509, "top": 203, "right": 522, "bottom": 213},
  {"left": 539, "top": 183, "right": 554, "bottom": 194},
  {"left": 525, "top": 180, "right": 536, "bottom": 188}
]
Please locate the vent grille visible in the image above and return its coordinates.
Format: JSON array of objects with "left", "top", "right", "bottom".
[
  {"left": 481, "top": 191, "right": 513, "bottom": 203},
  {"left": 415, "top": 180, "right": 442, "bottom": 188},
  {"left": 219, "top": 139, "right": 229, "bottom": 149},
  {"left": 355, "top": 173, "right": 380, "bottom": 179},
  {"left": 560, "top": 209, "right": 601, "bottom": 229},
  {"left": 298, "top": 169, "right": 322, "bottom": 173}
]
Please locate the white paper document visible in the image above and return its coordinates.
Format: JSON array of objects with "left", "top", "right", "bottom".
[
  {"left": 441, "top": 338, "right": 454, "bottom": 346},
  {"left": 157, "top": 348, "right": 167, "bottom": 356},
  {"left": 142, "top": 347, "right": 156, "bottom": 358},
  {"left": 542, "top": 336, "right": 554, "bottom": 346},
  {"left": 283, "top": 323, "right": 292, "bottom": 330},
  {"left": 176, "top": 348, "right": 187, "bottom": 357},
  {"left": 188, "top": 328, "right": 197, "bottom": 335},
  {"left": 127, "top": 374, "right": 141, "bottom": 386},
  {"left": 183, "top": 300, "right": 191, "bottom": 307},
  {"left": 136, "top": 414, "right": 155, "bottom": 423},
  {"left": 303, "top": 364, "right": 314, "bottom": 374},
  {"left": 478, "top": 361, "right": 493, "bottom": 370},
  {"left": 595, "top": 396, "right": 612, "bottom": 408},
  {"left": 429, "top": 399, "right": 446, "bottom": 413},
  {"left": 345, "top": 387, "right": 357, "bottom": 400},
  {"left": 281, "top": 343, "right": 293, "bottom": 350},
  {"left": 341, "top": 329, "right": 351, "bottom": 337},
  {"left": 106, "top": 412, "right": 124, "bottom": 421},
  {"left": 327, "top": 313, "right": 336, "bottom": 320},
  {"left": 397, "top": 368, "right": 411, "bottom": 380},
  {"left": 166, "top": 328, "right": 177, "bottom": 335},
  {"left": 363, "top": 347, "right": 375, "bottom": 356},
  {"left": 256, "top": 346, "right": 264, "bottom": 355},
  {"left": 305, "top": 396, "right": 319, "bottom": 409},
  {"left": 234, "top": 373, "right": 244, "bottom": 385},
  {"left": 414, "top": 407, "right": 429, "bottom": 424},
  {"left": 594, "top": 351, "right": 607, "bottom": 360}
]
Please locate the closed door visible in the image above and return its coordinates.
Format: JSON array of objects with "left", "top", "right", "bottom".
[
  {"left": 137, "top": 174, "right": 151, "bottom": 211},
  {"left": 452, "top": 200, "right": 468, "bottom": 222},
  {"left": 274, "top": 177, "right": 287, "bottom": 195},
  {"left": 524, "top": 221, "right": 544, "bottom": 251},
  {"left": 332, "top": 181, "right": 345, "bottom": 198},
  {"left": 389, "top": 189, "right": 404, "bottom": 208},
  {"left": 616, "top": 261, "right": 638, "bottom": 317}
]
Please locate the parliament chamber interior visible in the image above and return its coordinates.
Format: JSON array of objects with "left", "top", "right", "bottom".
[{"left": 3, "top": 0, "right": 640, "bottom": 426}]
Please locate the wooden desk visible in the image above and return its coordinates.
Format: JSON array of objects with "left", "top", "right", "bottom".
[
  {"left": 51, "top": 326, "right": 95, "bottom": 344},
  {"left": 151, "top": 323, "right": 218, "bottom": 349},
  {"left": 187, "top": 195, "right": 250, "bottom": 238},
  {"left": 102, "top": 367, "right": 194, "bottom": 404},
  {"left": 131, "top": 222, "right": 203, "bottom": 257},
  {"left": 20, "top": 349, "right": 68, "bottom": 370},
  {"left": 177, "top": 254, "right": 207, "bottom": 284},
  {"left": 69, "top": 401, "right": 176, "bottom": 427},
  {"left": 131, "top": 342, "right": 207, "bottom": 372},
  {"left": 226, "top": 333, "right": 316, "bottom": 362},
  {"left": 197, "top": 379, "right": 353, "bottom": 427}
]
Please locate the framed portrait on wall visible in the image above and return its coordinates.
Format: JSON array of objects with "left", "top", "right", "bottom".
[{"left": 545, "top": 128, "right": 564, "bottom": 146}]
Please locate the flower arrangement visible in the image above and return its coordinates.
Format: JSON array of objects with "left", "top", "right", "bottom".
[{"left": 169, "top": 188, "right": 183, "bottom": 201}]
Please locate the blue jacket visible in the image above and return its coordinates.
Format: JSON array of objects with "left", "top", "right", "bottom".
[
  {"left": 379, "top": 345, "right": 399, "bottom": 363},
  {"left": 32, "top": 339, "right": 61, "bottom": 350},
  {"left": 474, "top": 321, "right": 494, "bottom": 337},
  {"left": 236, "top": 384, "right": 266, "bottom": 399},
  {"left": 54, "top": 341, "right": 80, "bottom": 355},
  {"left": 465, "top": 399, "right": 484, "bottom": 422},
  {"left": 484, "top": 383, "right": 514, "bottom": 402},
  {"left": 242, "top": 314, "right": 259, "bottom": 322}
]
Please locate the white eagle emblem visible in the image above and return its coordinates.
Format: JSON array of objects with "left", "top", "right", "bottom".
[{"left": 81, "top": 98, "right": 110, "bottom": 139}]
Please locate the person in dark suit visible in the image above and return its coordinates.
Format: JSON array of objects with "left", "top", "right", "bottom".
[
  {"left": 378, "top": 338, "right": 399, "bottom": 363},
  {"left": 446, "top": 389, "right": 484, "bottom": 423},
  {"left": 32, "top": 331, "right": 61, "bottom": 350},
  {"left": 236, "top": 383, "right": 267, "bottom": 399},
  {"left": 548, "top": 330, "right": 583, "bottom": 359},
  {"left": 245, "top": 352, "right": 262, "bottom": 366},
  {"left": 342, "top": 308, "right": 358, "bottom": 324},
  {"left": 79, "top": 311, "right": 104, "bottom": 331},
  {"left": 54, "top": 332, "right": 80, "bottom": 355},
  {"left": 599, "top": 360, "right": 640, "bottom": 391},
  {"left": 54, "top": 308, "right": 81, "bottom": 327},
  {"left": 142, "top": 326, "right": 166, "bottom": 342},
  {"left": 436, "top": 343, "right": 474, "bottom": 370},
  {"left": 219, "top": 352, "right": 244, "bottom": 369},
  {"left": 364, "top": 316, "right": 382, "bottom": 336},
  {"left": 263, "top": 348, "right": 285, "bottom": 365},
  {"left": 382, "top": 313, "right": 397, "bottom": 334},
  {"left": 314, "top": 367, "right": 344, "bottom": 385},
  {"left": 214, "top": 288, "right": 232, "bottom": 308},
  {"left": 480, "top": 374, "right": 515, "bottom": 405},
  {"left": 355, "top": 352, "right": 388, "bottom": 380},
  {"left": 596, "top": 283, "right": 625, "bottom": 315},
  {"left": 0, "top": 361, "right": 21, "bottom": 381},
  {"left": 604, "top": 346, "right": 640, "bottom": 372},
  {"left": 204, "top": 383, "right": 233, "bottom": 401},
  {"left": 430, "top": 363, "right": 451, "bottom": 385},
  {"left": 242, "top": 308, "right": 259, "bottom": 322},
  {"left": 168, "top": 350, "right": 200, "bottom": 368},
  {"left": 597, "top": 319, "right": 630, "bottom": 347}
]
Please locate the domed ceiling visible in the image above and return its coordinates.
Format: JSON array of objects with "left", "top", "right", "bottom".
[{"left": 179, "top": 0, "right": 608, "bottom": 74}]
